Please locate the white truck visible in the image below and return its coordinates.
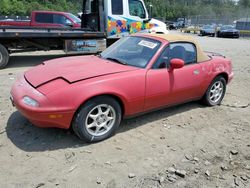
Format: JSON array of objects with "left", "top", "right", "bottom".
[{"left": 0, "top": 0, "right": 168, "bottom": 68}]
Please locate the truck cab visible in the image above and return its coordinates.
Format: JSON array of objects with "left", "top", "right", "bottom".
[
  {"left": 0, "top": 11, "right": 82, "bottom": 28},
  {"left": 30, "top": 11, "right": 81, "bottom": 28},
  {"left": 81, "top": 0, "right": 168, "bottom": 39}
]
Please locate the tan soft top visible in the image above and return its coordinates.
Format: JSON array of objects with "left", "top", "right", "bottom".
[{"left": 144, "top": 33, "right": 210, "bottom": 62}]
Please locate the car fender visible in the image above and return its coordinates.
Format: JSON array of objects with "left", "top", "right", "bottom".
[
  {"left": 45, "top": 70, "right": 147, "bottom": 117},
  {"left": 207, "top": 57, "right": 232, "bottom": 85}
]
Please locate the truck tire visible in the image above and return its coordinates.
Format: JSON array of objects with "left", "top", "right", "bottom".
[{"left": 0, "top": 44, "right": 9, "bottom": 69}]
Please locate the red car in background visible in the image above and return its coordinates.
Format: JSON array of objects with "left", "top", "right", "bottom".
[
  {"left": 10, "top": 34, "right": 233, "bottom": 142},
  {"left": 0, "top": 11, "right": 81, "bottom": 28}
]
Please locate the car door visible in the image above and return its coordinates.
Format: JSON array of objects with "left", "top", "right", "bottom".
[
  {"left": 107, "top": 0, "right": 149, "bottom": 38},
  {"left": 53, "top": 14, "right": 73, "bottom": 27},
  {"left": 145, "top": 42, "right": 204, "bottom": 111},
  {"left": 126, "top": 0, "right": 148, "bottom": 34}
]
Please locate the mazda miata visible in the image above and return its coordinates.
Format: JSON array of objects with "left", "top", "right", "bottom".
[{"left": 11, "top": 34, "right": 233, "bottom": 142}]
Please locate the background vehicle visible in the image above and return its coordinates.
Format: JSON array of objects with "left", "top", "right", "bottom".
[
  {"left": 217, "top": 25, "right": 240, "bottom": 38},
  {"left": 165, "top": 21, "right": 177, "bottom": 30},
  {"left": 200, "top": 25, "right": 216, "bottom": 37},
  {"left": 175, "top": 18, "right": 190, "bottom": 29},
  {"left": 0, "top": 11, "right": 81, "bottom": 28},
  {"left": 11, "top": 34, "right": 233, "bottom": 142},
  {"left": 0, "top": 0, "right": 168, "bottom": 69}
]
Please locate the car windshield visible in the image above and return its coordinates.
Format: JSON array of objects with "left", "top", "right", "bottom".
[
  {"left": 66, "top": 13, "right": 81, "bottom": 24},
  {"left": 203, "top": 25, "right": 214, "bottom": 29},
  {"left": 221, "top": 25, "right": 234, "bottom": 30},
  {"left": 100, "top": 36, "right": 161, "bottom": 68}
]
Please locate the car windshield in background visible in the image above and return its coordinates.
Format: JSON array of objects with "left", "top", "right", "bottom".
[
  {"left": 67, "top": 13, "right": 81, "bottom": 24},
  {"left": 221, "top": 25, "right": 234, "bottom": 30},
  {"left": 100, "top": 36, "right": 161, "bottom": 68},
  {"left": 203, "top": 25, "right": 214, "bottom": 29}
]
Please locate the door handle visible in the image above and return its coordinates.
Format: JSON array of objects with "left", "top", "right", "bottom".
[{"left": 193, "top": 70, "right": 200, "bottom": 75}]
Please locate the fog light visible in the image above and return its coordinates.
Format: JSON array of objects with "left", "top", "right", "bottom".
[{"left": 22, "top": 96, "right": 39, "bottom": 107}]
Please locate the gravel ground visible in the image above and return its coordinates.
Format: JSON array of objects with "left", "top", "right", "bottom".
[{"left": 0, "top": 33, "right": 249, "bottom": 188}]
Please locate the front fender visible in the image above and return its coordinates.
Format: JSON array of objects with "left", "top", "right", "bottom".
[{"left": 44, "top": 70, "right": 147, "bottom": 117}]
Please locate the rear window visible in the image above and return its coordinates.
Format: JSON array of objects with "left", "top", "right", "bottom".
[{"left": 111, "top": 0, "right": 123, "bottom": 15}]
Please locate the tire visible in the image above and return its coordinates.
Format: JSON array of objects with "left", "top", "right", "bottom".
[
  {"left": 0, "top": 44, "right": 9, "bottom": 69},
  {"left": 203, "top": 76, "right": 226, "bottom": 106},
  {"left": 72, "top": 96, "right": 122, "bottom": 142}
]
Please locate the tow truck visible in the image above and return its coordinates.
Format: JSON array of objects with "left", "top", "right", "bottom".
[{"left": 0, "top": 0, "right": 168, "bottom": 69}]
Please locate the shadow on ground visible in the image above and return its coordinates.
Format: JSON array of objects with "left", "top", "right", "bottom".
[
  {"left": 6, "top": 54, "right": 66, "bottom": 69},
  {"left": 6, "top": 102, "right": 205, "bottom": 152}
]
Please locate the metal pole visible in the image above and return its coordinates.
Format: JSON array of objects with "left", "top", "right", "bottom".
[{"left": 81, "top": 0, "right": 87, "bottom": 28}]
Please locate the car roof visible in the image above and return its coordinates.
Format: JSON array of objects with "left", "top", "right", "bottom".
[
  {"left": 142, "top": 33, "right": 210, "bottom": 62},
  {"left": 34, "top": 10, "right": 69, "bottom": 14}
]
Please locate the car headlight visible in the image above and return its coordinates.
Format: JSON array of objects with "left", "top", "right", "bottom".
[{"left": 22, "top": 96, "right": 39, "bottom": 107}]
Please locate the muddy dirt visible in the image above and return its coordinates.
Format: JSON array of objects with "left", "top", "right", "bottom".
[{"left": 0, "top": 33, "right": 249, "bottom": 188}]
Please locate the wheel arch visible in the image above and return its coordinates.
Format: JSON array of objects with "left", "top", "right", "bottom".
[
  {"left": 215, "top": 72, "right": 228, "bottom": 83},
  {"left": 202, "top": 72, "right": 228, "bottom": 99},
  {"left": 71, "top": 93, "right": 126, "bottom": 128}
]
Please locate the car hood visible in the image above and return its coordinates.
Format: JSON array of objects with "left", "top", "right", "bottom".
[{"left": 25, "top": 55, "right": 138, "bottom": 88}]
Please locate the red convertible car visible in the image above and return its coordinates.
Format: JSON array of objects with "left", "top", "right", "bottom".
[{"left": 11, "top": 34, "right": 233, "bottom": 142}]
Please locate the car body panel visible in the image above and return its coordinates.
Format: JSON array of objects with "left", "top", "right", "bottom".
[{"left": 11, "top": 34, "right": 233, "bottom": 130}]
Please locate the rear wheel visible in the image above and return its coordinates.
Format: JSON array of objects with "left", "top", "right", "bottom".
[
  {"left": 72, "top": 96, "right": 122, "bottom": 142},
  {"left": 203, "top": 76, "right": 226, "bottom": 106},
  {"left": 0, "top": 44, "right": 9, "bottom": 69}
]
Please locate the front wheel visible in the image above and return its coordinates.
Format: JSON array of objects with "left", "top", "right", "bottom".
[
  {"left": 72, "top": 96, "right": 122, "bottom": 142},
  {"left": 203, "top": 76, "right": 226, "bottom": 106}
]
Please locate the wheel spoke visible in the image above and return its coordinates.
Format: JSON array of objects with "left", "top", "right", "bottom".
[
  {"left": 216, "top": 83, "right": 222, "bottom": 89},
  {"left": 87, "top": 122, "right": 97, "bottom": 129},
  {"left": 97, "top": 106, "right": 103, "bottom": 115},
  {"left": 103, "top": 124, "right": 109, "bottom": 130},
  {"left": 103, "top": 107, "right": 111, "bottom": 116},
  {"left": 95, "top": 126, "right": 101, "bottom": 134},
  {"left": 106, "top": 116, "right": 114, "bottom": 121},
  {"left": 210, "top": 86, "right": 216, "bottom": 93},
  {"left": 89, "top": 114, "right": 98, "bottom": 120},
  {"left": 210, "top": 95, "right": 215, "bottom": 101}
]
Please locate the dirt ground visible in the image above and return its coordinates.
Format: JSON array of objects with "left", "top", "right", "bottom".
[{"left": 0, "top": 32, "right": 249, "bottom": 188}]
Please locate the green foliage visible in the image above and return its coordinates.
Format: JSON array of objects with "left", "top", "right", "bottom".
[
  {"left": 0, "top": 0, "right": 249, "bottom": 20},
  {"left": 0, "top": 0, "right": 82, "bottom": 15},
  {"left": 144, "top": 0, "right": 250, "bottom": 20}
]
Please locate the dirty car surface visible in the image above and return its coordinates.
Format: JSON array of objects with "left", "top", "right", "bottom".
[{"left": 10, "top": 33, "right": 233, "bottom": 142}]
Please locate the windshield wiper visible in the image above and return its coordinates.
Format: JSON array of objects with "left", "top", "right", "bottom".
[
  {"left": 106, "top": 57, "right": 127, "bottom": 65},
  {"left": 96, "top": 53, "right": 102, "bottom": 58}
]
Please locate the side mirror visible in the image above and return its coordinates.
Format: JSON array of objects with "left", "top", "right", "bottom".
[
  {"left": 66, "top": 23, "right": 74, "bottom": 27},
  {"left": 143, "top": 18, "right": 152, "bottom": 23},
  {"left": 65, "top": 20, "right": 73, "bottom": 27},
  {"left": 170, "top": 58, "right": 184, "bottom": 70}
]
